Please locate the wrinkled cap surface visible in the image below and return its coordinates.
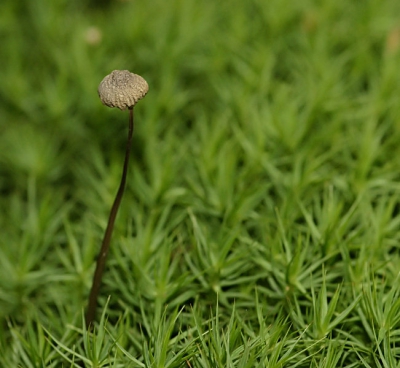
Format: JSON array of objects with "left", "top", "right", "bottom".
[{"left": 98, "top": 70, "right": 149, "bottom": 110}]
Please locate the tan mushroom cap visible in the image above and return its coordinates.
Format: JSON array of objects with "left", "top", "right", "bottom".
[{"left": 98, "top": 70, "right": 149, "bottom": 110}]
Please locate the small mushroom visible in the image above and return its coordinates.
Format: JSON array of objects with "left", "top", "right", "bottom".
[
  {"left": 86, "top": 70, "right": 148, "bottom": 330},
  {"left": 98, "top": 70, "right": 149, "bottom": 110}
]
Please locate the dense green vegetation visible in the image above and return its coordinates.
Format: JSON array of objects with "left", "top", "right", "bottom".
[{"left": 1, "top": 0, "right": 400, "bottom": 366}]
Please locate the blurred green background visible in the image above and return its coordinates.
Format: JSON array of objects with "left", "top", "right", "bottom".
[{"left": 2, "top": 0, "right": 400, "bottom": 366}]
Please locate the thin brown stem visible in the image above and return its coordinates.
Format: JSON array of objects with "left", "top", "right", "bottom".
[{"left": 85, "top": 107, "right": 134, "bottom": 330}]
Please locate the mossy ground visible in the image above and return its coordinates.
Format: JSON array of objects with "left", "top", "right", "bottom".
[{"left": 1, "top": 0, "right": 400, "bottom": 366}]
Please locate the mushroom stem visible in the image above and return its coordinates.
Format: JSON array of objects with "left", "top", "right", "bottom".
[{"left": 85, "top": 107, "right": 134, "bottom": 330}]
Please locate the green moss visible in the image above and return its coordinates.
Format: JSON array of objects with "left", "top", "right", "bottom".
[{"left": 1, "top": 0, "right": 400, "bottom": 366}]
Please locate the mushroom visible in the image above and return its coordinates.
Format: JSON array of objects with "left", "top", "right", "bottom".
[
  {"left": 98, "top": 70, "right": 149, "bottom": 110},
  {"left": 85, "top": 70, "right": 148, "bottom": 329}
]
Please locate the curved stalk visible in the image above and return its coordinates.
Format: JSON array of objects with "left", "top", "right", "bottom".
[{"left": 85, "top": 107, "right": 134, "bottom": 329}]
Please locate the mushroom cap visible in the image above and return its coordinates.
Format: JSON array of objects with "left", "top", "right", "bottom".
[{"left": 98, "top": 70, "right": 149, "bottom": 110}]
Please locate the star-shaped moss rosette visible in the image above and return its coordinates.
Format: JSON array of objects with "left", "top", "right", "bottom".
[{"left": 85, "top": 70, "right": 148, "bottom": 329}]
